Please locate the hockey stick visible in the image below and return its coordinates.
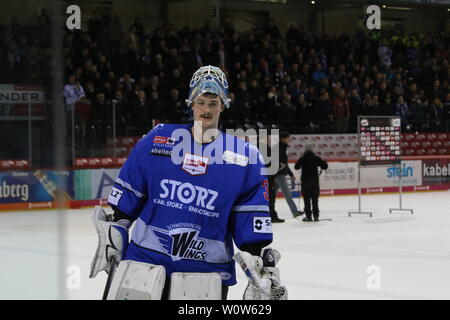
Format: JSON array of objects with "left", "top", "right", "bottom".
[{"left": 102, "top": 257, "right": 117, "bottom": 300}]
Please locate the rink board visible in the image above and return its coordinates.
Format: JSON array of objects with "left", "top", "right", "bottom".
[{"left": 0, "top": 157, "right": 449, "bottom": 210}]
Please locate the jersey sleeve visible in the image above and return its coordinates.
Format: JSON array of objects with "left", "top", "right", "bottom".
[
  {"left": 107, "top": 139, "right": 149, "bottom": 220},
  {"left": 230, "top": 152, "right": 273, "bottom": 249}
]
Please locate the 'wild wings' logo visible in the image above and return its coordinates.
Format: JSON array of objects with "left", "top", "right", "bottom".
[{"left": 152, "top": 227, "right": 208, "bottom": 262}]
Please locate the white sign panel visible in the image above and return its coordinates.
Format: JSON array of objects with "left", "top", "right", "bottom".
[
  {"left": 320, "top": 162, "right": 358, "bottom": 189},
  {"left": 0, "top": 84, "right": 45, "bottom": 103},
  {"left": 289, "top": 160, "right": 422, "bottom": 190},
  {"left": 361, "top": 160, "right": 422, "bottom": 188}
]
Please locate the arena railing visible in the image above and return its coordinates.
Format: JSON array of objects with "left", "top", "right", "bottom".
[{"left": 1, "top": 98, "right": 449, "bottom": 169}]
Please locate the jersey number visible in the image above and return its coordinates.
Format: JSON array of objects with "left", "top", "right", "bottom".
[{"left": 262, "top": 179, "right": 269, "bottom": 201}]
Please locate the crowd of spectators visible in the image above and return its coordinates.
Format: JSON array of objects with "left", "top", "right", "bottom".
[
  {"left": 0, "top": 10, "right": 52, "bottom": 86},
  {"left": 1, "top": 11, "right": 450, "bottom": 139}
]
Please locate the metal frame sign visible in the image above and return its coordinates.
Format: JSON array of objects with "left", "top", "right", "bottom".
[{"left": 359, "top": 116, "right": 401, "bottom": 166}]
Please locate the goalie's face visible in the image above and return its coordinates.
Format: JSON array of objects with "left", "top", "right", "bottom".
[{"left": 192, "top": 93, "right": 224, "bottom": 130}]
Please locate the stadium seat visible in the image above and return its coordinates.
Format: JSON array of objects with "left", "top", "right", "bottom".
[
  {"left": 416, "top": 148, "right": 427, "bottom": 155},
  {"left": 422, "top": 141, "right": 432, "bottom": 148},
  {"left": 290, "top": 152, "right": 300, "bottom": 158},
  {"left": 432, "top": 141, "right": 442, "bottom": 148},
  {"left": 403, "top": 134, "right": 416, "bottom": 141},
  {"left": 400, "top": 141, "right": 410, "bottom": 148},
  {"left": 105, "top": 137, "right": 117, "bottom": 147},
  {"left": 416, "top": 134, "right": 427, "bottom": 141},
  {"left": 120, "top": 147, "right": 129, "bottom": 156},
  {"left": 410, "top": 141, "right": 421, "bottom": 148},
  {"left": 121, "top": 137, "right": 136, "bottom": 147},
  {"left": 427, "top": 148, "right": 437, "bottom": 155},
  {"left": 404, "top": 149, "right": 416, "bottom": 156}
]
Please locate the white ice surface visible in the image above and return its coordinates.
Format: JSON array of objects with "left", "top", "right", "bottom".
[{"left": 1, "top": 191, "right": 450, "bottom": 300}]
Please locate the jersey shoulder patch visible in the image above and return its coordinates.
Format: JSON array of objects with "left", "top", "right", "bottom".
[
  {"left": 141, "top": 123, "right": 188, "bottom": 144},
  {"left": 222, "top": 133, "right": 265, "bottom": 167}
]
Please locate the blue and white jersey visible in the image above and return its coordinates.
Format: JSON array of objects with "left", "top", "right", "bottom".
[{"left": 108, "top": 123, "right": 273, "bottom": 286}]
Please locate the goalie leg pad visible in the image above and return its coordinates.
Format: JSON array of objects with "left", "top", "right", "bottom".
[
  {"left": 169, "top": 272, "right": 222, "bottom": 300},
  {"left": 107, "top": 260, "right": 166, "bottom": 300}
]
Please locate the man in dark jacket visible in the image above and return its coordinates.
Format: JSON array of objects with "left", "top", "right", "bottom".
[
  {"left": 294, "top": 145, "right": 328, "bottom": 222},
  {"left": 275, "top": 132, "right": 303, "bottom": 219},
  {"left": 262, "top": 137, "right": 285, "bottom": 223}
]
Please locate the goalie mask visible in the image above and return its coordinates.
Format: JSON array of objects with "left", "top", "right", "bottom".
[{"left": 186, "top": 65, "right": 231, "bottom": 108}]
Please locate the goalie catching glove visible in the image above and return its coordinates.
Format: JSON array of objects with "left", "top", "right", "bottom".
[
  {"left": 233, "top": 248, "right": 288, "bottom": 300},
  {"left": 89, "top": 206, "right": 131, "bottom": 278}
]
